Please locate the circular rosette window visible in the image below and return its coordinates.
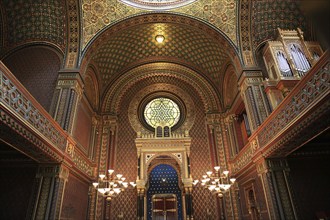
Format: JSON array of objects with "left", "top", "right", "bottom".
[{"left": 144, "top": 97, "right": 181, "bottom": 128}]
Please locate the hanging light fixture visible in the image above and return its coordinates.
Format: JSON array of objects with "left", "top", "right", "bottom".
[
  {"left": 193, "top": 166, "right": 236, "bottom": 197},
  {"left": 155, "top": 35, "right": 165, "bottom": 43},
  {"left": 92, "top": 169, "right": 136, "bottom": 201}
]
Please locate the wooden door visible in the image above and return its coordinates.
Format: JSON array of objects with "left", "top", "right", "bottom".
[{"left": 152, "top": 194, "right": 177, "bottom": 220}]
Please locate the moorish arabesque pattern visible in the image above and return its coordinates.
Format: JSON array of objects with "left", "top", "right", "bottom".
[
  {"left": 1, "top": 0, "right": 66, "bottom": 52},
  {"left": 82, "top": 0, "right": 237, "bottom": 48}
]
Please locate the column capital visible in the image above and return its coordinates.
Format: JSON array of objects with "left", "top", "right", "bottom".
[
  {"left": 256, "top": 157, "right": 290, "bottom": 175},
  {"left": 102, "top": 115, "right": 118, "bottom": 134},
  {"left": 182, "top": 177, "right": 193, "bottom": 190},
  {"left": 136, "top": 179, "right": 146, "bottom": 195},
  {"left": 56, "top": 71, "right": 83, "bottom": 88},
  {"left": 92, "top": 114, "right": 101, "bottom": 126},
  {"left": 206, "top": 112, "right": 223, "bottom": 125},
  {"left": 238, "top": 70, "right": 264, "bottom": 88}
]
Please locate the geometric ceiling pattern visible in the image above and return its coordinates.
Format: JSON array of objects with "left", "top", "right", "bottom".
[
  {"left": 251, "top": 0, "right": 310, "bottom": 51},
  {"left": 1, "top": 0, "right": 66, "bottom": 52},
  {"left": 92, "top": 23, "right": 229, "bottom": 88},
  {"left": 82, "top": 0, "right": 237, "bottom": 48}
]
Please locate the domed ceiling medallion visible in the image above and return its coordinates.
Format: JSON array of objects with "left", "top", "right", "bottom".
[{"left": 119, "top": 0, "right": 198, "bottom": 10}]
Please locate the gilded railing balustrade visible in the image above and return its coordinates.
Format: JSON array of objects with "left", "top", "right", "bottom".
[
  {"left": 0, "top": 64, "right": 66, "bottom": 152},
  {"left": 0, "top": 61, "right": 94, "bottom": 177},
  {"left": 231, "top": 51, "right": 330, "bottom": 174}
]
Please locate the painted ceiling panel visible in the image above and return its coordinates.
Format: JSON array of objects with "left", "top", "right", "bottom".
[
  {"left": 82, "top": 0, "right": 237, "bottom": 48},
  {"left": 91, "top": 23, "right": 229, "bottom": 87},
  {"left": 251, "top": 0, "right": 310, "bottom": 51},
  {"left": 2, "top": 0, "right": 66, "bottom": 51}
]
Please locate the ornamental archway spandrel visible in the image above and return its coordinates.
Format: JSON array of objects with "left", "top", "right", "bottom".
[{"left": 102, "top": 62, "right": 221, "bottom": 114}]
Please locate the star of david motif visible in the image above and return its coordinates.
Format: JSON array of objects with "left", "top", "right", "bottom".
[{"left": 144, "top": 98, "right": 180, "bottom": 128}]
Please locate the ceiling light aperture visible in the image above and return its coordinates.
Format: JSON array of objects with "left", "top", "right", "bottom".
[
  {"left": 155, "top": 35, "right": 165, "bottom": 43},
  {"left": 119, "top": 0, "right": 198, "bottom": 11}
]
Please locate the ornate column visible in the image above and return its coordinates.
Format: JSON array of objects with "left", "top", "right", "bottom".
[
  {"left": 88, "top": 114, "right": 100, "bottom": 160},
  {"left": 137, "top": 187, "right": 145, "bottom": 220},
  {"left": 256, "top": 158, "right": 298, "bottom": 220},
  {"left": 224, "top": 114, "right": 241, "bottom": 158},
  {"left": 93, "top": 115, "right": 117, "bottom": 219},
  {"left": 135, "top": 139, "right": 146, "bottom": 220},
  {"left": 49, "top": 71, "right": 83, "bottom": 134},
  {"left": 26, "top": 165, "right": 69, "bottom": 220},
  {"left": 87, "top": 115, "right": 101, "bottom": 220},
  {"left": 239, "top": 71, "right": 272, "bottom": 132},
  {"left": 184, "top": 186, "right": 193, "bottom": 220},
  {"left": 206, "top": 113, "right": 239, "bottom": 220}
]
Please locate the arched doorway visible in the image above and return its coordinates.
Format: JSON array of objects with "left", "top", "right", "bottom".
[{"left": 147, "top": 164, "right": 182, "bottom": 220}]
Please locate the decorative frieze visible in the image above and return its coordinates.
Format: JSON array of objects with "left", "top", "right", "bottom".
[
  {"left": 231, "top": 138, "right": 259, "bottom": 173},
  {"left": 72, "top": 151, "right": 93, "bottom": 176}
]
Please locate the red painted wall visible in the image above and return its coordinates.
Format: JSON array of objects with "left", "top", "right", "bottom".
[
  {"left": 61, "top": 173, "right": 89, "bottom": 220},
  {"left": 3, "top": 46, "right": 62, "bottom": 112}
]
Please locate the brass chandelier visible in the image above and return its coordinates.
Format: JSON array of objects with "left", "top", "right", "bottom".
[
  {"left": 93, "top": 169, "right": 136, "bottom": 201},
  {"left": 193, "top": 166, "right": 236, "bottom": 197}
]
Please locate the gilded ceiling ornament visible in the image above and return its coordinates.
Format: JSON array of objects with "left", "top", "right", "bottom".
[{"left": 82, "top": 0, "right": 237, "bottom": 48}]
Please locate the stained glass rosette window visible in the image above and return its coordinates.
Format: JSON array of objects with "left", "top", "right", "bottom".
[{"left": 144, "top": 97, "right": 180, "bottom": 128}]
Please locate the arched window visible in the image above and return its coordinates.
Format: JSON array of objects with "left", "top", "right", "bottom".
[
  {"left": 276, "top": 51, "right": 293, "bottom": 77},
  {"left": 156, "top": 126, "right": 163, "bottom": 138},
  {"left": 290, "top": 44, "right": 311, "bottom": 77},
  {"left": 164, "top": 126, "right": 170, "bottom": 137}
]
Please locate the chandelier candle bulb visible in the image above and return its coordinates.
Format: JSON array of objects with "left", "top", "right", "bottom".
[
  {"left": 194, "top": 166, "right": 236, "bottom": 197},
  {"left": 116, "top": 174, "right": 123, "bottom": 179},
  {"left": 93, "top": 169, "right": 136, "bottom": 201}
]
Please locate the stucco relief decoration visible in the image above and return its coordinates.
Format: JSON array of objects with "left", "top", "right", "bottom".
[
  {"left": 251, "top": 139, "right": 258, "bottom": 151},
  {"left": 146, "top": 154, "right": 155, "bottom": 163},
  {"left": 82, "top": 0, "right": 237, "bottom": 48},
  {"left": 66, "top": 142, "right": 75, "bottom": 158},
  {"left": 172, "top": 153, "right": 182, "bottom": 162}
]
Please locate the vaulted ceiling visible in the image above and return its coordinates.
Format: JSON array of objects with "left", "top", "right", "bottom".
[
  {"left": 89, "top": 22, "right": 230, "bottom": 90},
  {"left": 0, "top": 0, "right": 313, "bottom": 97}
]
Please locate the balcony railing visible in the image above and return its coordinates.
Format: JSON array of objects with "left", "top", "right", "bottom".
[
  {"left": 0, "top": 61, "right": 93, "bottom": 176},
  {"left": 231, "top": 51, "right": 330, "bottom": 173}
]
